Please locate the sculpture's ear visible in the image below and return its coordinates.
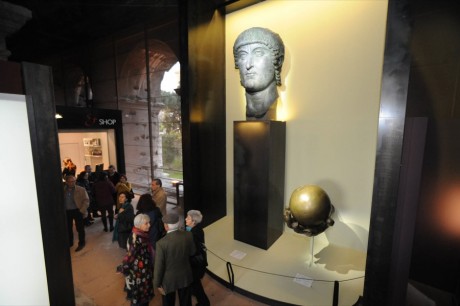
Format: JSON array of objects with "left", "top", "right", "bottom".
[{"left": 278, "top": 55, "right": 285, "bottom": 67}]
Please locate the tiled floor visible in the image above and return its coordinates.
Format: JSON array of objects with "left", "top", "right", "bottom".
[{"left": 71, "top": 202, "right": 267, "bottom": 306}]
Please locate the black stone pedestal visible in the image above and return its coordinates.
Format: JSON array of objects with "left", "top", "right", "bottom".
[{"left": 234, "top": 121, "right": 286, "bottom": 250}]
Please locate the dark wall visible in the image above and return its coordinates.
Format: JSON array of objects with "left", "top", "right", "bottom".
[
  {"left": 407, "top": 1, "right": 460, "bottom": 295},
  {"left": 180, "top": 0, "right": 227, "bottom": 226}
]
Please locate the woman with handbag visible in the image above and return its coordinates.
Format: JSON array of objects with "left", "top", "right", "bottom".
[
  {"left": 117, "top": 213, "right": 154, "bottom": 306},
  {"left": 185, "top": 210, "right": 210, "bottom": 306},
  {"left": 113, "top": 192, "right": 134, "bottom": 249}
]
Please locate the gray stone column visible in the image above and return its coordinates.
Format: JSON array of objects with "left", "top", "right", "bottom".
[{"left": 151, "top": 97, "right": 165, "bottom": 178}]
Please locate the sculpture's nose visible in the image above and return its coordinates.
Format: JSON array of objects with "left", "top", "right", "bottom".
[{"left": 245, "top": 55, "right": 254, "bottom": 70}]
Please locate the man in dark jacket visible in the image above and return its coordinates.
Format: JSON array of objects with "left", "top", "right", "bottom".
[{"left": 154, "top": 213, "right": 196, "bottom": 306}]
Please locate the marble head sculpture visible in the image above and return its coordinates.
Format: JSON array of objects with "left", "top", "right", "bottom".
[{"left": 233, "top": 27, "right": 285, "bottom": 120}]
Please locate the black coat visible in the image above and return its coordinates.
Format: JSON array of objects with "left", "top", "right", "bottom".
[{"left": 190, "top": 224, "right": 208, "bottom": 280}]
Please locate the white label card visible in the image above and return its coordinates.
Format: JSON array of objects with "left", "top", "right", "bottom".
[
  {"left": 293, "top": 273, "right": 313, "bottom": 287},
  {"left": 230, "top": 250, "right": 247, "bottom": 260}
]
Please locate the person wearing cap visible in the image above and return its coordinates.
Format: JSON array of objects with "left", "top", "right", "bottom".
[
  {"left": 233, "top": 27, "right": 285, "bottom": 120},
  {"left": 154, "top": 213, "right": 196, "bottom": 306}
]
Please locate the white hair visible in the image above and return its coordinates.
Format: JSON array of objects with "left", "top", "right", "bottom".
[
  {"left": 134, "top": 213, "right": 150, "bottom": 229},
  {"left": 187, "top": 210, "right": 203, "bottom": 224}
]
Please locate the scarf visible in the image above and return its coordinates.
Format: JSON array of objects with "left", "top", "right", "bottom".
[{"left": 131, "top": 227, "right": 155, "bottom": 262}]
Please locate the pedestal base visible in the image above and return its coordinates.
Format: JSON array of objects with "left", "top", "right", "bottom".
[{"left": 234, "top": 120, "right": 286, "bottom": 250}]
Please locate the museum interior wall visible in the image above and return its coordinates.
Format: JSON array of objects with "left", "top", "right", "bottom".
[{"left": 226, "top": 1, "right": 388, "bottom": 251}]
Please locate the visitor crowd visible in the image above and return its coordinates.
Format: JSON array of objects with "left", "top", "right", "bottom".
[{"left": 65, "top": 165, "right": 207, "bottom": 306}]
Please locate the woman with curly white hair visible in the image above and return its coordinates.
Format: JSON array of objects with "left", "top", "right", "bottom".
[
  {"left": 118, "top": 213, "right": 154, "bottom": 306},
  {"left": 185, "top": 210, "right": 210, "bottom": 306}
]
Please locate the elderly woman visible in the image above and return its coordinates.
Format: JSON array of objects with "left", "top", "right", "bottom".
[
  {"left": 118, "top": 213, "right": 154, "bottom": 306},
  {"left": 185, "top": 210, "right": 210, "bottom": 306}
]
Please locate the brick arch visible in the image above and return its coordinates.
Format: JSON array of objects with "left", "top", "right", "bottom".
[{"left": 118, "top": 39, "right": 178, "bottom": 102}]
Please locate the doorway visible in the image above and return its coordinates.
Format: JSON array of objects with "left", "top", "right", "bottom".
[
  {"left": 58, "top": 130, "right": 116, "bottom": 175},
  {"left": 55, "top": 106, "right": 125, "bottom": 176}
]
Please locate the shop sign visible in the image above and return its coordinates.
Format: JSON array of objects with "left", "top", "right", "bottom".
[{"left": 99, "top": 118, "right": 117, "bottom": 126}]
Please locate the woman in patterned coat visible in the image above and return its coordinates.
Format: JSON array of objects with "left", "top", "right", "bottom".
[{"left": 118, "top": 213, "right": 154, "bottom": 306}]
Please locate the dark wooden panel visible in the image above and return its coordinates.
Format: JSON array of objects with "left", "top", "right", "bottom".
[
  {"left": 22, "top": 62, "right": 75, "bottom": 306},
  {"left": 362, "top": 0, "right": 412, "bottom": 304},
  {"left": 234, "top": 121, "right": 285, "bottom": 250},
  {"left": 180, "top": 0, "right": 227, "bottom": 226},
  {"left": 387, "top": 117, "right": 427, "bottom": 305}
]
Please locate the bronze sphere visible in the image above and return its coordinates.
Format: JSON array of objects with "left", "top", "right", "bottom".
[{"left": 284, "top": 185, "right": 335, "bottom": 237}]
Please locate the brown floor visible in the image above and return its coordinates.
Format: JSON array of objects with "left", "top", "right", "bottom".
[{"left": 71, "top": 208, "right": 268, "bottom": 306}]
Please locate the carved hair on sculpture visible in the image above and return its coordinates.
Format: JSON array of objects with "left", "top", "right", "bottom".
[
  {"left": 233, "top": 27, "right": 285, "bottom": 86},
  {"left": 233, "top": 27, "right": 285, "bottom": 120}
]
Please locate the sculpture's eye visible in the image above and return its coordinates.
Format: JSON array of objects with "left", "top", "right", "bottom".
[
  {"left": 237, "top": 51, "right": 248, "bottom": 61},
  {"left": 253, "top": 49, "right": 265, "bottom": 57}
]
